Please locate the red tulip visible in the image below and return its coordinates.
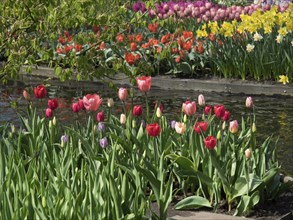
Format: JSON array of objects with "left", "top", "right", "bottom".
[
  {"left": 71, "top": 102, "right": 80, "bottom": 113},
  {"left": 204, "top": 105, "right": 212, "bottom": 115},
  {"left": 130, "top": 42, "right": 137, "bottom": 51},
  {"left": 194, "top": 121, "right": 208, "bottom": 134},
  {"left": 45, "top": 108, "right": 53, "bottom": 118},
  {"left": 136, "top": 76, "right": 152, "bottom": 93},
  {"left": 222, "top": 110, "right": 230, "bottom": 121},
  {"left": 146, "top": 123, "right": 161, "bottom": 137},
  {"left": 96, "top": 112, "right": 105, "bottom": 122},
  {"left": 133, "top": 105, "right": 142, "bottom": 117},
  {"left": 182, "top": 101, "right": 196, "bottom": 116},
  {"left": 204, "top": 136, "right": 217, "bottom": 149},
  {"left": 83, "top": 94, "right": 103, "bottom": 111},
  {"left": 214, "top": 105, "right": 225, "bottom": 118},
  {"left": 78, "top": 99, "right": 86, "bottom": 110},
  {"left": 34, "top": 85, "right": 47, "bottom": 99},
  {"left": 48, "top": 98, "right": 59, "bottom": 110},
  {"left": 118, "top": 88, "right": 128, "bottom": 101}
]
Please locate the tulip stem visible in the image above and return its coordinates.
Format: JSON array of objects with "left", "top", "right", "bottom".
[{"left": 145, "top": 92, "right": 149, "bottom": 121}]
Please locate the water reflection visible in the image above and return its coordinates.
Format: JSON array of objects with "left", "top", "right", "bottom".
[{"left": 1, "top": 79, "right": 293, "bottom": 175}]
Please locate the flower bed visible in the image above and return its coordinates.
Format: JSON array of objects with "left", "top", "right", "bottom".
[
  {"left": 1, "top": 76, "right": 292, "bottom": 219},
  {"left": 53, "top": 3, "right": 292, "bottom": 83}
]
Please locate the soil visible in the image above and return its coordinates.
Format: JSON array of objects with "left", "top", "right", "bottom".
[{"left": 165, "top": 190, "right": 293, "bottom": 220}]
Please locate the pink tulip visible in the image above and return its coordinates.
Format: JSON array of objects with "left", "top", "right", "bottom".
[
  {"left": 182, "top": 101, "right": 196, "bottom": 116},
  {"left": 48, "top": 98, "right": 59, "bottom": 110},
  {"left": 136, "top": 76, "right": 152, "bottom": 93},
  {"left": 23, "top": 90, "right": 30, "bottom": 101},
  {"left": 83, "top": 94, "right": 103, "bottom": 111},
  {"left": 96, "top": 112, "right": 105, "bottom": 122},
  {"left": 229, "top": 120, "right": 239, "bottom": 133},
  {"left": 45, "top": 108, "right": 53, "bottom": 118},
  {"left": 78, "top": 99, "right": 86, "bottom": 110},
  {"left": 198, "top": 94, "right": 205, "bottom": 106},
  {"left": 246, "top": 97, "right": 253, "bottom": 108},
  {"left": 71, "top": 102, "right": 80, "bottom": 113},
  {"left": 118, "top": 88, "right": 128, "bottom": 101}
]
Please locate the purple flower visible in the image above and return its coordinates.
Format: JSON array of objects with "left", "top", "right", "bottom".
[
  {"left": 97, "top": 122, "right": 105, "bottom": 132},
  {"left": 171, "top": 120, "right": 176, "bottom": 129},
  {"left": 61, "top": 135, "right": 69, "bottom": 143},
  {"left": 100, "top": 137, "right": 108, "bottom": 149}
]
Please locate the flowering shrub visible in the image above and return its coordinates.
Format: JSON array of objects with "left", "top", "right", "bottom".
[{"left": 0, "top": 77, "right": 292, "bottom": 219}]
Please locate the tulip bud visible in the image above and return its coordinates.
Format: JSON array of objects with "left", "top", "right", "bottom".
[
  {"left": 222, "top": 121, "right": 226, "bottom": 130},
  {"left": 99, "top": 137, "right": 108, "bottom": 149},
  {"left": 252, "top": 122, "right": 257, "bottom": 133},
  {"left": 120, "top": 114, "right": 126, "bottom": 124},
  {"left": 216, "top": 130, "right": 221, "bottom": 140},
  {"left": 107, "top": 98, "right": 114, "bottom": 108},
  {"left": 229, "top": 120, "right": 238, "bottom": 133},
  {"left": 132, "top": 119, "right": 136, "bottom": 128},
  {"left": 118, "top": 88, "right": 128, "bottom": 101},
  {"left": 156, "top": 107, "right": 162, "bottom": 118},
  {"left": 171, "top": 120, "right": 176, "bottom": 129},
  {"left": 246, "top": 97, "right": 253, "bottom": 108},
  {"left": 42, "top": 196, "right": 46, "bottom": 208},
  {"left": 245, "top": 148, "right": 252, "bottom": 159},
  {"left": 23, "top": 90, "right": 31, "bottom": 101},
  {"left": 46, "top": 108, "right": 53, "bottom": 118},
  {"left": 198, "top": 94, "right": 205, "bottom": 106},
  {"left": 49, "top": 120, "right": 53, "bottom": 128},
  {"left": 10, "top": 124, "right": 16, "bottom": 134},
  {"left": 183, "top": 114, "right": 187, "bottom": 123},
  {"left": 97, "top": 122, "right": 105, "bottom": 132},
  {"left": 52, "top": 116, "right": 57, "bottom": 126},
  {"left": 61, "top": 135, "right": 69, "bottom": 148},
  {"left": 96, "top": 112, "right": 105, "bottom": 122}
]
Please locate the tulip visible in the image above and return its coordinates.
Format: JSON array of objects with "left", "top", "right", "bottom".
[
  {"left": 96, "top": 112, "right": 104, "bottom": 122},
  {"left": 156, "top": 107, "right": 162, "bottom": 118},
  {"left": 198, "top": 94, "right": 205, "bottom": 106},
  {"left": 204, "top": 136, "right": 217, "bottom": 149},
  {"left": 106, "top": 98, "right": 114, "bottom": 108},
  {"left": 222, "top": 110, "right": 230, "bottom": 121},
  {"left": 146, "top": 123, "right": 161, "bottom": 137},
  {"left": 175, "top": 122, "right": 186, "bottom": 134},
  {"left": 252, "top": 122, "right": 257, "bottom": 133},
  {"left": 204, "top": 105, "right": 212, "bottom": 115},
  {"left": 45, "top": 108, "right": 53, "bottom": 118},
  {"left": 78, "top": 99, "right": 86, "bottom": 110},
  {"left": 182, "top": 101, "right": 196, "bottom": 116},
  {"left": 48, "top": 98, "right": 59, "bottom": 110},
  {"left": 214, "top": 105, "right": 225, "bottom": 118},
  {"left": 97, "top": 122, "right": 105, "bottom": 132},
  {"left": 229, "top": 120, "right": 239, "bottom": 133},
  {"left": 99, "top": 137, "right": 108, "bottom": 149},
  {"left": 133, "top": 105, "right": 142, "bottom": 117},
  {"left": 34, "top": 85, "right": 47, "bottom": 99},
  {"left": 83, "top": 94, "right": 103, "bottom": 111},
  {"left": 194, "top": 121, "right": 208, "bottom": 134},
  {"left": 245, "top": 148, "right": 252, "bottom": 159},
  {"left": 118, "top": 88, "right": 128, "bottom": 101},
  {"left": 246, "top": 97, "right": 253, "bottom": 108},
  {"left": 171, "top": 120, "right": 176, "bottom": 129},
  {"left": 136, "top": 76, "right": 152, "bottom": 93},
  {"left": 23, "top": 90, "right": 30, "bottom": 101},
  {"left": 120, "top": 114, "right": 126, "bottom": 124},
  {"left": 61, "top": 135, "right": 69, "bottom": 144},
  {"left": 71, "top": 102, "right": 80, "bottom": 113}
]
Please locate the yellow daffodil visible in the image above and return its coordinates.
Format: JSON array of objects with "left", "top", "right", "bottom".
[{"left": 279, "top": 75, "right": 289, "bottom": 85}]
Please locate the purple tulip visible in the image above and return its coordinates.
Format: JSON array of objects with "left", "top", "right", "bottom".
[
  {"left": 97, "top": 122, "right": 105, "bottom": 132},
  {"left": 99, "top": 137, "right": 108, "bottom": 149}
]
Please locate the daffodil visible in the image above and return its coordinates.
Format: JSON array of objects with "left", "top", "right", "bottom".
[
  {"left": 279, "top": 75, "right": 289, "bottom": 85},
  {"left": 246, "top": 44, "right": 255, "bottom": 53},
  {"left": 253, "top": 32, "right": 263, "bottom": 41}
]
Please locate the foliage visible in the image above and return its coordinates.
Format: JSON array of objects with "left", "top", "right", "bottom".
[{"left": 0, "top": 79, "right": 292, "bottom": 219}]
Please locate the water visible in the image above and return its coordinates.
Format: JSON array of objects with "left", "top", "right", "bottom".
[{"left": 1, "top": 77, "right": 293, "bottom": 175}]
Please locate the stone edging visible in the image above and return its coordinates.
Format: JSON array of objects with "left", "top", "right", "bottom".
[{"left": 20, "top": 66, "right": 293, "bottom": 97}]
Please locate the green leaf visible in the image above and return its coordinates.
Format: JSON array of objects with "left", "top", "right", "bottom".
[
  {"left": 175, "top": 196, "right": 211, "bottom": 210},
  {"left": 54, "top": 66, "right": 62, "bottom": 76},
  {"left": 179, "top": 62, "right": 192, "bottom": 74}
]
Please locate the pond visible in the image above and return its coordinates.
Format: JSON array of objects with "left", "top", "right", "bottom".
[{"left": 1, "top": 76, "right": 293, "bottom": 175}]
